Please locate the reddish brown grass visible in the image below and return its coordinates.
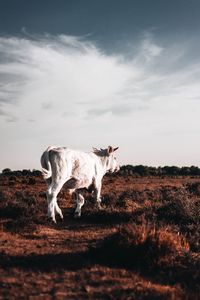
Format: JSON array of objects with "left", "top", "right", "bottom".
[{"left": 0, "top": 173, "right": 200, "bottom": 299}]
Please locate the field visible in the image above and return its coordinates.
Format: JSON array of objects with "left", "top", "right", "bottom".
[{"left": 0, "top": 172, "right": 200, "bottom": 299}]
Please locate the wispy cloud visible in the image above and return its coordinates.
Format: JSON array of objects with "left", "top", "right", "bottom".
[
  {"left": 140, "top": 32, "right": 163, "bottom": 62},
  {"left": 0, "top": 33, "right": 199, "bottom": 121},
  {"left": 0, "top": 33, "right": 200, "bottom": 168},
  {"left": 42, "top": 101, "right": 53, "bottom": 110},
  {"left": 0, "top": 108, "right": 7, "bottom": 116},
  {"left": 0, "top": 35, "right": 134, "bottom": 122}
]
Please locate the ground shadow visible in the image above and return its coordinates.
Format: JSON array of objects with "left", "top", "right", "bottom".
[{"left": 0, "top": 251, "right": 89, "bottom": 272}]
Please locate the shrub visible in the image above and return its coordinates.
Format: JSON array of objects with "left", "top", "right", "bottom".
[
  {"left": 28, "top": 177, "right": 36, "bottom": 185},
  {"left": 156, "top": 196, "right": 199, "bottom": 225},
  {"left": 91, "top": 223, "right": 189, "bottom": 270},
  {"left": 32, "top": 170, "right": 42, "bottom": 176},
  {"left": 0, "top": 190, "right": 44, "bottom": 232},
  {"left": 9, "top": 175, "right": 17, "bottom": 181},
  {"left": 2, "top": 168, "right": 12, "bottom": 174},
  {"left": 186, "top": 182, "right": 200, "bottom": 196}
]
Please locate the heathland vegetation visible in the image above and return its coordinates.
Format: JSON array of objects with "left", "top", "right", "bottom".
[
  {"left": 0, "top": 168, "right": 200, "bottom": 299},
  {"left": 2, "top": 164, "right": 200, "bottom": 177}
]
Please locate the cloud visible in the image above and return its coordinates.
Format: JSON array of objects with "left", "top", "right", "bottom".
[
  {"left": 0, "top": 107, "right": 17, "bottom": 123},
  {"left": 0, "top": 35, "right": 135, "bottom": 123},
  {"left": 0, "top": 108, "right": 7, "bottom": 116},
  {"left": 87, "top": 103, "right": 146, "bottom": 117},
  {"left": 140, "top": 32, "right": 163, "bottom": 62},
  {"left": 0, "top": 33, "right": 200, "bottom": 168},
  {"left": 6, "top": 115, "right": 18, "bottom": 123},
  {"left": 0, "top": 33, "right": 199, "bottom": 122},
  {"left": 42, "top": 101, "right": 53, "bottom": 110}
]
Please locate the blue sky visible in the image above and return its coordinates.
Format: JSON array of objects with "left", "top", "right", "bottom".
[{"left": 0, "top": 0, "right": 200, "bottom": 170}]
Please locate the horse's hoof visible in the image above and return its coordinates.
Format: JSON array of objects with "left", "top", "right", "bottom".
[
  {"left": 74, "top": 212, "right": 81, "bottom": 219},
  {"left": 97, "top": 203, "right": 103, "bottom": 210}
]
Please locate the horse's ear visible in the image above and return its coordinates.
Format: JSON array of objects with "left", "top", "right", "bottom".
[
  {"left": 107, "top": 146, "right": 113, "bottom": 154},
  {"left": 114, "top": 147, "right": 119, "bottom": 152}
]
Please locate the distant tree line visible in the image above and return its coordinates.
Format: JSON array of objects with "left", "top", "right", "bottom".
[
  {"left": 119, "top": 165, "right": 200, "bottom": 176},
  {"left": 1, "top": 165, "right": 200, "bottom": 177},
  {"left": 1, "top": 168, "right": 41, "bottom": 176}
]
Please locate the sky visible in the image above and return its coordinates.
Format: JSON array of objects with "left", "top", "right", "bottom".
[{"left": 0, "top": 0, "right": 200, "bottom": 170}]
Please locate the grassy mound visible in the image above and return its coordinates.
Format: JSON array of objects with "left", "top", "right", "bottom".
[{"left": 91, "top": 222, "right": 189, "bottom": 269}]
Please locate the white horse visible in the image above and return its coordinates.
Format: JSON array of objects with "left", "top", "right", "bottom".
[{"left": 41, "top": 146, "right": 119, "bottom": 222}]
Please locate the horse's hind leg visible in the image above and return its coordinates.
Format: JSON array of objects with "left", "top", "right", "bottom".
[
  {"left": 74, "top": 190, "right": 85, "bottom": 218},
  {"left": 47, "top": 181, "right": 65, "bottom": 223},
  {"left": 55, "top": 202, "right": 63, "bottom": 219},
  {"left": 46, "top": 185, "right": 52, "bottom": 218}
]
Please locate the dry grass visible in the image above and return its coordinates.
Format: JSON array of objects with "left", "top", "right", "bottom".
[
  {"left": 90, "top": 222, "right": 190, "bottom": 270},
  {"left": 0, "top": 172, "right": 200, "bottom": 299}
]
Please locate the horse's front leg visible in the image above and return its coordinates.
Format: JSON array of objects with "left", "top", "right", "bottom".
[{"left": 94, "top": 181, "right": 102, "bottom": 210}]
